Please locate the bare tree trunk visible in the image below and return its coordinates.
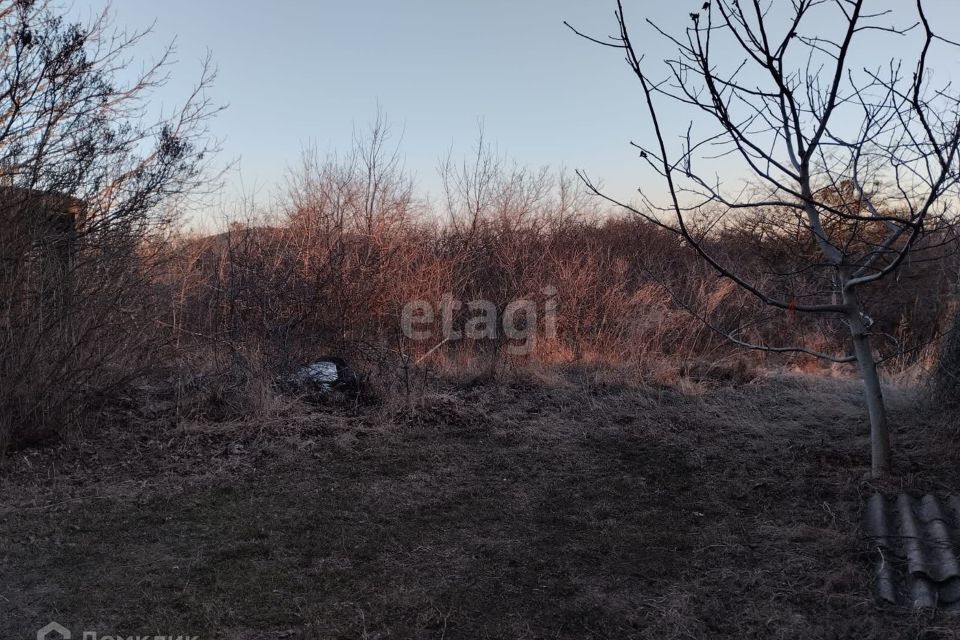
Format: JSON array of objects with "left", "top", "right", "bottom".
[{"left": 844, "top": 285, "right": 891, "bottom": 478}]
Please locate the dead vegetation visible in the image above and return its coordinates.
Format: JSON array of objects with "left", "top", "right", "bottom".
[
  {"left": 157, "top": 119, "right": 956, "bottom": 422},
  {"left": 1, "top": 101, "right": 954, "bottom": 451},
  {"left": 3, "top": 3, "right": 960, "bottom": 638},
  {"left": 0, "top": 0, "right": 217, "bottom": 454},
  {"left": 2, "top": 371, "right": 959, "bottom": 639}
]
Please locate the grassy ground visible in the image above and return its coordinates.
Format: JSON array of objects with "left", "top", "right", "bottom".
[{"left": 2, "top": 369, "right": 959, "bottom": 639}]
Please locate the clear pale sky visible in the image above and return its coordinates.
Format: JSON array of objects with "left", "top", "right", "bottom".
[{"left": 71, "top": 1, "right": 960, "bottom": 220}]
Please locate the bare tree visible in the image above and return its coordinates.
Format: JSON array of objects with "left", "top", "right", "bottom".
[
  {"left": 568, "top": 0, "right": 960, "bottom": 477},
  {"left": 0, "top": 0, "right": 219, "bottom": 451}
]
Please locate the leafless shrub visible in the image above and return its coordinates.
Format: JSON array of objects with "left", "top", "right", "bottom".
[
  {"left": 167, "top": 121, "right": 959, "bottom": 413},
  {"left": 0, "top": 1, "right": 218, "bottom": 452}
]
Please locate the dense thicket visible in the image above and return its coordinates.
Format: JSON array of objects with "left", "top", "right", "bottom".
[
  {"left": 166, "top": 126, "right": 957, "bottom": 404},
  {"left": 0, "top": 1, "right": 216, "bottom": 451}
]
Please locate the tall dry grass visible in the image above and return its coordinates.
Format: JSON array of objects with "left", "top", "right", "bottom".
[
  {"left": 163, "top": 125, "right": 958, "bottom": 408},
  {"left": 5, "top": 120, "right": 955, "bottom": 453}
]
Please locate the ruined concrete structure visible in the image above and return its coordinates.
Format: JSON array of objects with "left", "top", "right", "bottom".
[
  {"left": 0, "top": 186, "right": 88, "bottom": 308},
  {"left": 0, "top": 185, "right": 86, "bottom": 265}
]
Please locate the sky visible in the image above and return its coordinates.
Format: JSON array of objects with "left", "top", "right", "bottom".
[{"left": 70, "top": 1, "right": 960, "bottom": 224}]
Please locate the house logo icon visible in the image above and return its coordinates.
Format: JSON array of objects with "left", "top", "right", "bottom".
[{"left": 37, "top": 621, "right": 71, "bottom": 640}]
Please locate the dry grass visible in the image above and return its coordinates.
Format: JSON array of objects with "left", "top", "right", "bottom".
[
  {"left": 5, "top": 117, "right": 952, "bottom": 454},
  {"left": 162, "top": 124, "right": 956, "bottom": 400},
  {"left": 2, "top": 370, "right": 958, "bottom": 639}
]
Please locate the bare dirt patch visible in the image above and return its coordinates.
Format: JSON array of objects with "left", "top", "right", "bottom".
[{"left": 2, "top": 373, "right": 958, "bottom": 639}]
